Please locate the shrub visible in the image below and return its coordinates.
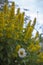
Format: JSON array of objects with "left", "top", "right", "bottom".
[{"left": 0, "top": 2, "right": 43, "bottom": 65}]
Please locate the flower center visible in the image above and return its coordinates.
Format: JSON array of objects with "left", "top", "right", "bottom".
[{"left": 20, "top": 51, "right": 23, "bottom": 55}]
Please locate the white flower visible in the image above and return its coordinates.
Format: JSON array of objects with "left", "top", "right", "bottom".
[{"left": 18, "top": 48, "right": 26, "bottom": 58}]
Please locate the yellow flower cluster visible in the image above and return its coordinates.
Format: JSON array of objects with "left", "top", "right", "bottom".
[
  {"left": 0, "top": 12, "right": 4, "bottom": 38},
  {"left": 35, "top": 31, "right": 39, "bottom": 39},
  {"left": 0, "top": 2, "right": 42, "bottom": 64},
  {"left": 24, "top": 18, "right": 36, "bottom": 42},
  {"left": 0, "top": 2, "right": 38, "bottom": 42},
  {"left": 24, "top": 26, "right": 33, "bottom": 41},
  {"left": 27, "top": 43, "right": 41, "bottom": 52},
  {"left": 0, "top": 2, "right": 25, "bottom": 40},
  {"left": 37, "top": 52, "right": 43, "bottom": 62}
]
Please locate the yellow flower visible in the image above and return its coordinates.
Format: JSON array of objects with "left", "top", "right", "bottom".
[
  {"left": 35, "top": 44, "right": 41, "bottom": 50},
  {"left": 19, "top": 12, "right": 25, "bottom": 32},
  {"left": 38, "top": 52, "right": 43, "bottom": 58},
  {"left": 37, "top": 52, "right": 43, "bottom": 62},
  {"left": 17, "top": 8, "right": 20, "bottom": 15},
  {"left": 35, "top": 31, "right": 39, "bottom": 39},
  {"left": 24, "top": 26, "right": 33, "bottom": 41},
  {"left": 9, "top": 2, "right": 15, "bottom": 19},
  {"left": 31, "top": 47, "right": 36, "bottom": 51},
  {"left": 27, "top": 43, "right": 41, "bottom": 52},
  {"left": 32, "top": 18, "right": 36, "bottom": 27},
  {"left": 0, "top": 12, "right": 4, "bottom": 26},
  {"left": 16, "top": 45, "right": 21, "bottom": 51},
  {"left": 26, "top": 20, "right": 31, "bottom": 30},
  {"left": 3, "top": 3, "right": 8, "bottom": 14},
  {"left": 27, "top": 44, "right": 35, "bottom": 52},
  {"left": 29, "top": 44, "right": 34, "bottom": 48},
  {"left": 29, "top": 46, "right": 37, "bottom": 52}
]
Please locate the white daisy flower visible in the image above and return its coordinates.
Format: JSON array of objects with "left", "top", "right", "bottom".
[{"left": 18, "top": 48, "right": 26, "bottom": 58}]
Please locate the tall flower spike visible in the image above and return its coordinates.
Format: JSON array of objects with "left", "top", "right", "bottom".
[
  {"left": 9, "top": 2, "right": 15, "bottom": 19},
  {"left": 24, "top": 26, "right": 33, "bottom": 42},
  {"left": 17, "top": 13, "right": 22, "bottom": 31},
  {"left": 20, "top": 12, "right": 25, "bottom": 31},
  {"left": 35, "top": 31, "right": 39, "bottom": 39},
  {"left": 0, "top": 12, "right": 4, "bottom": 27},
  {"left": 32, "top": 18, "right": 36, "bottom": 28},
  {"left": 25, "top": 20, "right": 31, "bottom": 32},
  {"left": 27, "top": 20, "right": 31, "bottom": 27},
  {"left": 0, "top": 12, "right": 4, "bottom": 38},
  {"left": 3, "top": 3, "right": 8, "bottom": 14},
  {"left": 17, "top": 8, "right": 20, "bottom": 15}
]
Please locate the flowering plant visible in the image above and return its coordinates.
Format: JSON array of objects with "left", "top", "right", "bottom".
[{"left": 0, "top": 2, "right": 43, "bottom": 65}]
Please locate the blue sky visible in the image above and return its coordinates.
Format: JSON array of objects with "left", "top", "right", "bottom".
[{"left": 9, "top": 0, "right": 43, "bottom": 34}]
